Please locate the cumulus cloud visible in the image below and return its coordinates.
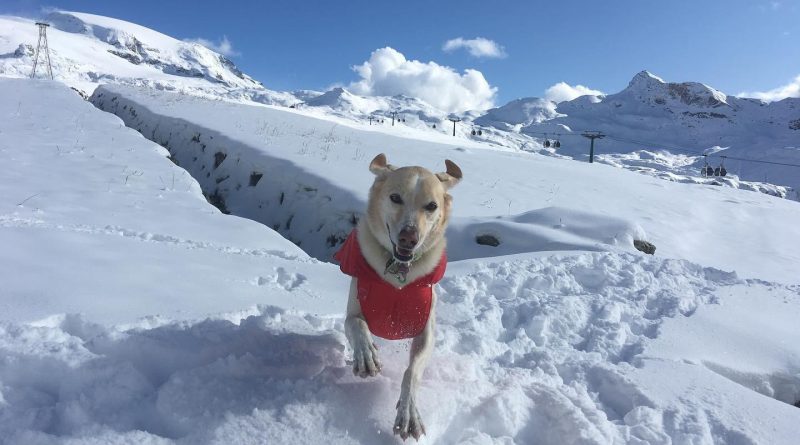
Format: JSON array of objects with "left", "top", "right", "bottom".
[
  {"left": 543, "top": 82, "right": 605, "bottom": 103},
  {"left": 737, "top": 75, "right": 800, "bottom": 102},
  {"left": 442, "top": 37, "right": 507, "bottom": 58},
  {"left": 185, "top": 35, "right": 239, "bottom": 57},
  {"left": 349, "top": 47, "right": 497, "bottom": 112}
]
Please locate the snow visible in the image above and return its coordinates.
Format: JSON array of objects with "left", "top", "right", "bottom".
[
  {"left": 521, "top": 71, "right": 800, "bottom": 197},
  {"left": 0, "top": 79, "right": 344, "bottom": 324},
  {"left": 1, "top": 10, "right": 800, "bottom": 445},
  {"left": 474, "top": 97, "right": 561, "bottom": 132},
  {"left": 1, "top": 77, "right": 798, "bottom": 444},
  {"left": 3, "top": 12, "right": 798, "bottom": 200},
  {"left": 90, "top": 83, "right": 800, "bottom": 284},
  {"left": 0, "top": 12, "right": 274, "bottom": 101}
]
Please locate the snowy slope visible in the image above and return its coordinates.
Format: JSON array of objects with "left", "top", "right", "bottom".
[
  {"left": 0, "top": 78, "right": 344, "bottom": 324},
  {"left": 2, "top": 11, "right": 797, "bottom": 199},
  {"left": 91, "top": 84, "right": 800, "bottom": 284},
  {"left": 474, "top": 97, "right": 561, "bottom": 132},
  {"left": 3, "top": 78, "right": 800, "bottom": 445},
  {"left": 302, "top": 87, "right": 445, "bottom": 128},
  {"left": 519, "top": 71, "right": 800, "bottom": 195},
  {"left": 2, "top": 9, "right": 800, "bottom": 444},
  {"left": 0, "top": 11, "right": 299, "bottom": 104}
]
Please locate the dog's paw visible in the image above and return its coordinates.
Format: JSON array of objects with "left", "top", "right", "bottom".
[
  {"left": 352, "top": 341, "right": 381, "bottom": 378},
  {"left": 394, "top": 397, "right": 425, "bottom": 441}
]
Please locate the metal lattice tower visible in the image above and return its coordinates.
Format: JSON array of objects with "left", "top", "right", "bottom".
[{"left": 31, "top": 22, "right": 54, "bottom": 80}]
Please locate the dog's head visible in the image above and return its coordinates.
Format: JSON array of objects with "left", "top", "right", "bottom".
[{"left": 365, "top": 153, "right": 462, "bottom": 262}]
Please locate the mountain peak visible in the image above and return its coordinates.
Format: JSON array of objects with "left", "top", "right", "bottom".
[{"left": 628, "top": 70, "right": 666, "bottom": 89}]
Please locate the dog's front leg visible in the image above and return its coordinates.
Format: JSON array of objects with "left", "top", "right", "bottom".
[
  {"left": 394, "top": 297, "right": 436, "bottom": 441},
  {"left": 345, "top": 278, "right": 382, "bottom": 378}
]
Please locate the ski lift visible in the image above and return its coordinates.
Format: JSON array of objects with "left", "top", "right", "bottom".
[
  {"left": 701, "top": 155, "right": 714, "bottom": 177},
  {"left": 718, "top": 156, "right": 727, "bottom": 177},
  {"left": 554, "top": 139, "right": 561, "bottom": 148},
  {"left": 478, "top": 129, "right": 483, "bottom": 136},
  {"left": 471, "top": 129, "right": 476, "bottom": 136}
]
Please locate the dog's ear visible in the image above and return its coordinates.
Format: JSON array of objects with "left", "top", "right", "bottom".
[
  {"left": 369, "top": 153, "right": 396, "bottom": 176},
  {"left": 436, "top": 159, "right": 462, "bottom": 189}
]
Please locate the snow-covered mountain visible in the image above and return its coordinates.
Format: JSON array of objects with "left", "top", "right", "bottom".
[
  {"left": 300, "top": 86, "right": 449, "bottom": 129},
  {"left": 0, "top": 11, "right": 267, "bottom": 97},
  {"left": 1, "top": 11, "right": 798, "bottom": 198},
  {"left": 516, "top": 71, "right": 800, "bottom": 195},
  {"left": 474, "top": 97, "right": 561, "bottom": 131}
]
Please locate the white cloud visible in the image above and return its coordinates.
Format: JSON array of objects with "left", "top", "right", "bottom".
[
  {"left": 185, "top": 35, "right": 239, "bottom": 57},
  {"left": 738, "top": 75, "right": 800, "bottom": 102},
  {"left": 543, "top": 82, "right": 605, "bottom": 103},
  {"left": 442, "top": 37, "right": 507, "bottom": 58},
  {"left": 349, "top": 47, "right": 497, "bottom": 113}
]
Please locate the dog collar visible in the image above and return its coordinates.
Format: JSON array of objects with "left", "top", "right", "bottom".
[{"left": 384, "top": 256, "right": 418, "bottom": 283}]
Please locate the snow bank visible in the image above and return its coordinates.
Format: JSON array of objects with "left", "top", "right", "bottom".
[
  {"left": 0, "top": 78, "right": 345, "bottom": 324},
  {"left": 91, "top": 84, "right": 800, "bottom": 284}
]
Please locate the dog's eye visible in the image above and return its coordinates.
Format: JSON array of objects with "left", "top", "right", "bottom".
[
  {"left": 389, "top": 193, "right": 403, "bottom": 204},
  {"left": 424, "top": 202, "right": 438, "bottom": 212}
]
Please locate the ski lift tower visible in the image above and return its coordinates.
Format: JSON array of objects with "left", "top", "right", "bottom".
[
  {"left": 448, "top": 117, "right": 461, "bottom": 136},
  {"left": 31, "top": 22, "right": 54, "bottom": 80},
  {"left": 581, "top": 131, "right": 605, "bottom": 163}
]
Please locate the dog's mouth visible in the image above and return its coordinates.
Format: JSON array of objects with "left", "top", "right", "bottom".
[
  {"left": 392, "top": 246, "right": 414, "bottom": 263},
  {"left": 387, "top": 224, "right": 416, "bottom": 263}
]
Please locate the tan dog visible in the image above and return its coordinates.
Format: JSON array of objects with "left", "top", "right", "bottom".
[{"left": 336, "top": 153, "right": 462, "bottom": 440}]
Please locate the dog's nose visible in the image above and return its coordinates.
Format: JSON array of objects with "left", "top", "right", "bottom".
[{"left": 398, "top": 226, "right": 418, "bottom": 249}]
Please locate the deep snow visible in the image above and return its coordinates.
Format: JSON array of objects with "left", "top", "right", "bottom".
[
  {"left": 1, "top": 9, "right": 800, "bottom": 445},
  {"left": 2, "top": 78, "right": 800, "bottom": 445}
]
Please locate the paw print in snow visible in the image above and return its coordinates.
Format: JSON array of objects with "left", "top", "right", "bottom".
[{"left": 255, "top": 267, "right": 306, "bottom": 291}]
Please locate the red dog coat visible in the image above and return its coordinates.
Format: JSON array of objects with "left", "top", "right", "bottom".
[{"left": 335, "top": 230, "right": 447, "bottom": 340}]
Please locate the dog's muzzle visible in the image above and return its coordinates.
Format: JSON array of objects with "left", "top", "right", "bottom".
[{"left": 387, "top": 224, "right": 418, "bottom": 262}]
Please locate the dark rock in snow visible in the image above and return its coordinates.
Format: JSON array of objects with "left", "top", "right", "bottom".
[{"left": 634, "top": 239, "right": 656, "bottom": 255}]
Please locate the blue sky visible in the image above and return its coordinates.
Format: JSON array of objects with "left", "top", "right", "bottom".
[{"left": 3, "top": 0, "right": 799, "bottom": 106}]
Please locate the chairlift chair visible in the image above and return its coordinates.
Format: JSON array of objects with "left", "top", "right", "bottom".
[
  {"left": 554, "top": 139, "right": 561, "bottom": 148},
  {"left": 719, "top": 156, "right": 727, "bottom": 177},
  {"left": 702, "top": 155, "right": 714, "bottom": 177}
]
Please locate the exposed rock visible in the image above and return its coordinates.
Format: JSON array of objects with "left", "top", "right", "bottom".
[
  {"left": 476, "top": 234, "right": 500, "bottom": 247},
  {"left": 14, "top": 43, "right": 34, "bottom": 57},
  {"left": 634, "top": 239, "right": 656, "bottom": 255}
]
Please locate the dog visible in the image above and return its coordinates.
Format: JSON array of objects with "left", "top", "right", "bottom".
[{"left": 335, "top": 153, "right": 462, "bottom": 440}]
